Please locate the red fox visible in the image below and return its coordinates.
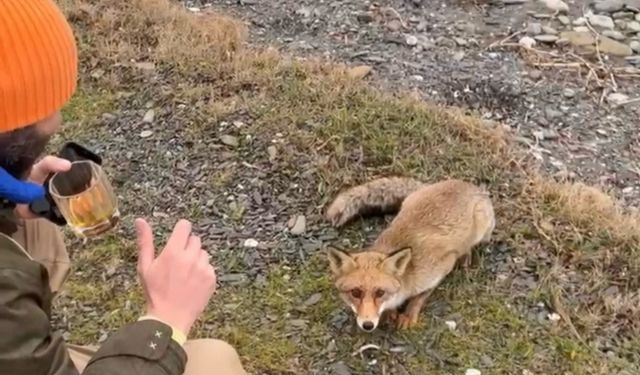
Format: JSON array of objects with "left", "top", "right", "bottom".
[{"left": 325, "top": 178, "right": 495, "bottom": 332}]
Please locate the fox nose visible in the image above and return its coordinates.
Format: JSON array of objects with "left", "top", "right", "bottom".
[{"left": 362, "top": 321, "right": 375, "bottom": 331}]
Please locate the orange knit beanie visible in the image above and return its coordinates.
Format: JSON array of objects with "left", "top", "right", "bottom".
[{"left": 0, "top": 0, "right": 78, "bottom": 133}]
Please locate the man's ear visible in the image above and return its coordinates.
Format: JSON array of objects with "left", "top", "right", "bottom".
[
  {"left": 382, "top": 247, "right": 412, "bottom": 276},
  {"left": 326, "top": 247, "right": 356, "bottom": 275}
]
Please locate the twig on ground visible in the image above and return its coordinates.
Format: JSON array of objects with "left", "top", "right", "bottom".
[{"left": 352, "top": 344, "right": 381, "bottom": 357}]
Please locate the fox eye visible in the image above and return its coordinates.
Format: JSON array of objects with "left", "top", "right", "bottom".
[
  {"left": 375, "top": 289, "right": 385, "bottom": 298},
  {"left": 350, "top": 289, "right": 363, "bottom": 299}
]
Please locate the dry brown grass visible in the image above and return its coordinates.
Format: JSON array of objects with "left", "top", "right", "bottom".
[{"left": 56, "top": 0, "right": 640, "bottom": 372}]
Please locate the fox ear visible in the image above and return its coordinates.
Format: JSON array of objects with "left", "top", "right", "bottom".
[
  {"left": 326, "top": 247, "right": 356, "bottom": 275},
  {"left": 382, "top": 247, "right": 412, "bottom": 275}
]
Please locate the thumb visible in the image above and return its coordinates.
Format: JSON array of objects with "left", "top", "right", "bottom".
[{"left": 135, "top": 218, "right": 155, "bottom": 274}]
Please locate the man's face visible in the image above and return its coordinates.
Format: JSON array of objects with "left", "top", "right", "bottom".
[{"left": 0, "top": 111, "right": 62, "bottom": 179}]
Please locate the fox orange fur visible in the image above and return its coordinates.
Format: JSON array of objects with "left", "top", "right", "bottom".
[{"left": 326, "top": 178, "right": 495, "bottom": 332}]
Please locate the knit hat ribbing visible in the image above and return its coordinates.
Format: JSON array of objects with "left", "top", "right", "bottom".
[{"left": 0, "top": 0, "right": 78, "bottom": 132}]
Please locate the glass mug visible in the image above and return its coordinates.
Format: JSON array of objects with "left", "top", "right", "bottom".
[{"left": 48, "top": 160, "right": 120, "bottom": 237}]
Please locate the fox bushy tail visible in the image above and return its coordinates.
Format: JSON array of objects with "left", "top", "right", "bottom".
[{"left": 325, "top": 177, "right": 424, "bottom": 227}]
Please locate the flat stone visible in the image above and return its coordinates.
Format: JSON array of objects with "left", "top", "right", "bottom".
[
  {"left": 613, "top": 11, "right": 635, "bottom": 19},
  {"left": 140, "top": 130, "right": 153, "bottom": 138},
  {"left": 594, "top": 0, "right": 624, "bottom": 13},
  {"left": 588, "top": 14, "right": 615, "bottom": 29},
  {"left": 607, "top": 92, "right": 630, "bottom": 105},
  {"left": 627, "top": 21, "right": 640, "bottom": 32},
  {"left": 630, "top": 40, "right": 640, "bottom": 53},
  {"left": 626, "top": 55, "right": 640, "bottom": 64},
  {"left": 573, "top": 17, "right": 587, "bottom": 26},
  {"left": 220, "top": 135, "right": 239, "bottom": 147},
  {"left": 289, "top": 215, "right": 306, "bottom": 235},
  {"left": 142, "top": 109, "right": 155, "bottom": 123},
  {"left": 603, "top": 30, "right": 626, "bottom": 40},
  {"left": 406, "top": 35, "right": 418, "bottom": 46},
  {"left": 558, "top": 16, "right": 571, "bottom": 25},
  {"left": 599, "top": 35, "right": 634, "bottom": 56},
  {"left": 386, "top": 20, "right": 403, "bottom": 32},
  {"left": 541, "top": 0, "right": 569, "bottom": 12},
  {"left": 573, "top": 26, "right": 590, "bottom": 32},
  {"left": 563, "top": 88, "right": 576, "bottom": 98},
  {"left": 615, "top": 20, "right": 628, "bottom": 29},
  {"left": 527, "top": 22, "right": 543, "bottom": 35},
  {"left": 535, "top": 34, "right": 559, "bottom": 43},
  {"left": 542, "top": 25, "right": 558, "bottom": 34},
  {"left": 637, "top": 13, "right": 640, "bottom": 21}
]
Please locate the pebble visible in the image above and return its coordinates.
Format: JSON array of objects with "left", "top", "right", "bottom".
[
  {"left": 607, "top": 92, "right": 629, "bottom": 105},
  {"left": 603, "top": 30, "right": 626, "bottom": 40},
  {"left": 330, "top": 362, "right": 351, "bottom": 375},
  {"left": 593, "top": 0, "right": 624, "bottom": 13},
  {"left": 387, "top": 20, "right": 403, "bottom": 32},
  {"left": 410, "top": 74, "right": 425, "bottom": 81},
  {"left": 627, "top": 21, "right": 640, "bottom": 32},
  {"left": 142, "top": 109, "right": 155, "bottom": 123},
  {"left": 289, "top": 215, "right": 307, "bottom": 235},
  {"left": 406, "top": 35, "right": 418, "bottom": 46},
  {"left": 613, "top": 11, "right": 635, "bottom": 19},
  {"left": 527, "top": 22, "right": 543, "bottom": 35},
  {"left": 626, "top": 55, "right": 640, "bottom": 65},
  {"left": 573, "top": 17, "right": 586, "bottom": 26},
  {"left": 356, "top": 12, "right": 374, "bottom": 23},
  {"left": 545, "top": 106, "right": 563, "bottom": 119},
  {"left": 220, "top": 135, "right": 239, "bottom": 147},
  {"left": 267, "top": 145, "right": 277, "bottom": 161},
  {"left": 588, "top": 14, "right": 615, "bottom": 29},
  {"left": 454, "top": 37, "right": 468, "bottom": 46},
  {"left": 465, "top": 369, "right": 482, "bottom": 375},
  {"left": 529, "top": 70, "right": 543, "bottom": 80},
  {"left": 535, "top": 34, "right": 559, "bottom": 43},
  {"left": 542, "top": 25, "right": 558, "bottom": 34},
  {"left": 573, "top": 26, "right": 590, "bottom": 32},
  {"left": 140, "top": 130, "right": 153, "bottom": 138},
  {"left": 615, "top": 20, "right": 627, "bottom": 29},
  {"left": 547, "top": 312, "right": 562, "bottom": 322},
  {"left": 541, "top": 0, "right": 569, "bottom": 12},
  {"left": 558, "top": 16, "right": 570, "bottom": 25},
  {"left": 637, "top": 13, "right": 640, "bottom": 21},
  {"left": 243, "top": 238, "right": 259, "bottom": 248},
  {"left": 519, "top": 36, "right": 537, "bottom": 48},
  {"left": 445, "top": 320, "right": 457, "bottom": 330},
  {"left": 295, "top": 6, "right": 311, "bottom": 18},
  {"left": 630, "top": 40, "right": 640, "bottom": 53},
  {"left": 563, "top": 88, "right": 576, "bottom": 98}
]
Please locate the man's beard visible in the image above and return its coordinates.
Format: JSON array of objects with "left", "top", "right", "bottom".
[{"left": 0, "top": 127, "right": 52, "bottom": 180}]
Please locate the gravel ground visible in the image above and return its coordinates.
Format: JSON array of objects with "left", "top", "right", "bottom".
[{"left": 183, "top": 0, "right": 640, "bottom": 208}]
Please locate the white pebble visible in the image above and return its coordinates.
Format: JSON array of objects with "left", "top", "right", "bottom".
[
  {"left": 243, "top": 238, "right": 259, "bottom": 248},
  {"left": 140, "top": 130, "right": 153, "bottom": 138},
  {"left": 445, "top": 320, "right": 457, "bottom": 330},
  {"left": 465, "top": 369, "right": 482, "bottom": 375},
  {"left": 519, "top": 36, "right": 536, "bottom": 48},
  {"left": 547, "top": 312, "right": 561, "bottom": 322}
]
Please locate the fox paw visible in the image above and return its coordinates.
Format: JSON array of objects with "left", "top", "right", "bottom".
[
  {"left": 396, "top": 313, "right": 420, "bottom": 330},
  {"left": 325, "top": 196, "right": 353, "bottom": 227}
]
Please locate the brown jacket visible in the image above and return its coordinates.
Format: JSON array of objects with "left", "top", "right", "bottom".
[{"left": 0, "top": 232, "right": 188, "bottom": 375}]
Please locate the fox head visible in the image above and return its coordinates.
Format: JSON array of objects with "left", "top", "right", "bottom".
[{"left": 327, "top": 247, "right": 412, "bottom": 332}]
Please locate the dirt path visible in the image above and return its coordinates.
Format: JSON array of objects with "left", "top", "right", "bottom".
[{"left": 194, "top": 0, "right": 640, "bottom": 209}]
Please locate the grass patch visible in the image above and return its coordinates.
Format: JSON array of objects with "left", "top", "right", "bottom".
[{"left": 55, "top": 0, "right": 640, "bottom": 373}]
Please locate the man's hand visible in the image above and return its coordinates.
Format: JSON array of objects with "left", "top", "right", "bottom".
[
  {"left": 135, "top": 218, "right": 217, "bottom": 336},
  {"left": 13, "top": 156, "right": 71, "bottom": 219}
]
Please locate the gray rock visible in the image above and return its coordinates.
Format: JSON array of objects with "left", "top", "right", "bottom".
[
  {"left": 573, "top": 17, "right": 587, "bottom": 26},
  {"left": 615, "top": 20, "right": 627, "bottom": 29},
  {"left": 406, "top": 35, "right": 418, "bottom": 46},
  {"left": 626, "top": 55, "right": 640, "bottom": 65},
  {"left": 545, "top": 106, "right": 563, "bottom": 119},
  {"left": 267, "top": 145, "right": 277, "bottom": 161},
  {"left": 303, "top": 293, "right": 322, "bottom": 307},
  {"left": 542, "top": 25, "right": 558, "bottom": 34},
  {"left": 356, "top": 12, "right": 374, "bottom": 23},
  {"left": 387, "top": 20, "right": 402, "bottom": 32},
  {"left": 612, "top": 11, "right": 635, "bottom": 19},
  {"left": 607, "top": 92, "right": 629, "bottom": 105},
  {"left": 603, "top": 30, "right": 626, "bottom": 40},
  {"left": 630, "top": 40, "right": 640, "bottom": 53},
  {"left": 295, "top": 6, "right": 312, "bottom": 18},
  {"left": 563, "top": 88, "right": 576, "bottom": 98},
  {"left": 527, "top": 22, "right": 543, "bottom": 35},
  {"left": 535, "top": 34, "right": 559, "bottom": 43},
  {"left": 558, "top": 16, "right": 571, "bottom": 25},
  {"left": 519, "top": 36, "right": 537, "bottom": 48},
  {"left": 330, "top": 362, "right": 351, "bottom": 375},
  {"left": 454, "top": 37, "right": 468, "bottom": 46},
  {"left": 573, "top": 26, "right": 590, "bottom": 32},
  {"left": 140, "top": 130, "right": 153, "bottom": 138},
  {"left": 289, "top": 215, "right": 306, "bottom": 235},
  {"left": 220, "top": 135, "right": 239, "bottom": 147},
  {"left": 529, "top": 70, "right": 543, "bottom": 80},
  {"left": 627, "top": 21, "right": 640, "bottom": 32},
  {"left": 637, "top": 13, "right": 640, "bottom": 21},
  {"left": 142, "top": 109, "right": 155, "bottom": 123},
  {"left": 541, "top": 0, "right": 569, "bottom": 12},
  {"left": 593, "top": 0, "right": 624, "bottom": 13},
  {"left": 219, "top": 273, "right": 249, "bottom": 285},
  {"left": 588, "top": 14, "right": 615, "bottom": 29}
]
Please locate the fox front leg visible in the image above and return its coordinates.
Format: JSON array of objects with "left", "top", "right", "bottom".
[{"left": 396, "top": 290, "right": 433, "bottom": 330}]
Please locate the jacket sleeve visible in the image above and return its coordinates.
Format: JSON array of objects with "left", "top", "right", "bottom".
[
  {"left": 0, "top": 239, "right": 187, "bottom": 375},
  {"left": 82, "top": 319, "right": 188, "bottom": 375},
  {"left": 0, "top": 266, "right": 80, "bottom": 375}
]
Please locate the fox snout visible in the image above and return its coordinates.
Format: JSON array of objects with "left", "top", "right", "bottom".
[
  {"left": 356, "top": 315, "right": 379, "bottom": 332},
  {"left": 352, "top": 299, "right": 382, "bottom": 332}
]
